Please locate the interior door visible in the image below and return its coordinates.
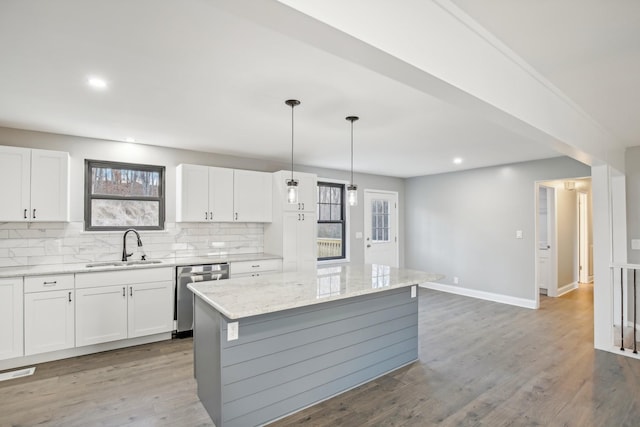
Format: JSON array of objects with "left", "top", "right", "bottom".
[
  {"left": 537, "top": 186, "right": 557, "bottom": 296},
  {"left": 364, "top": 190, "right": 398, "bottom": 267}
]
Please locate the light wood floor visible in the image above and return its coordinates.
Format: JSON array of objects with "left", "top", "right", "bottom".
[{"left": 2, "top": 284, "right": 640, "bottom": 426}]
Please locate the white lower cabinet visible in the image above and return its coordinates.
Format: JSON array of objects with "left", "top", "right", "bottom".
[
  {"left": 0, "top": 278, "right": 23, "bottom": 361},
  {"left": 75, "top": 268, "right": 173, "bottom": 347},
  {"left": 24, "top": 274, "right": 75, "bottom": 355},
  {"left": 76, "top": 285, "right": 128, "bottom": 347},
  {"left": 230, "top": 259, "right": 283, "bottom": 278},
  {"left": 128, "top": 281, "right": 174, "bottom": 338}
]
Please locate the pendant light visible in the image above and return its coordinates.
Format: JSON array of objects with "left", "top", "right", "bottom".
[
  {"left": 346, "top": 116, "right": 359, "bottom": 206},
  {"left": 285, "top": 99, "right": 301, "bottom": 204}
]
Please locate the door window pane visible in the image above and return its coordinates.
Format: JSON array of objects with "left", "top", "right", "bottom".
[{"left": 371, "top": 199, "right": 390, "bottom": 243}]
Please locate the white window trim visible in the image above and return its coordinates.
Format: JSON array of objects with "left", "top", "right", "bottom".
[{"left": 317, "top": 177, "right": 350, "bottom": 266}]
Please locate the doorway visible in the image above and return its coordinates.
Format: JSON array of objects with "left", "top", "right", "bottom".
[
  {"left": 578, "top": 191, "right": 591, "bottom": 284},
  {"left": 363, "top": 190, "right": 399, "bottom": 267},
  {"left": 537, "top": 185, "right": 557, "bottom": 297}
]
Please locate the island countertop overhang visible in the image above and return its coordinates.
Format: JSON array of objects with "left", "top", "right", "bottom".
[{"left": 188, "top": 264, "right": 444, "bottom": 320}]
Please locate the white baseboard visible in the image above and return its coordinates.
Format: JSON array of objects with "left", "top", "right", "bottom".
[
  {"left": 557, "top": 281, "right": 579, "bottom": 297},
  {"left": 419, "top": 282, "right": 537, "bottom": 309},
  {"left": 0, "top": 332, "right": 171, "bottom": 372},
  {"left": 600, "top": 346, "right": 640, "bottom": 360}
]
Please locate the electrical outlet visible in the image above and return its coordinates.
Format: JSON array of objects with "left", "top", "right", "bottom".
[
  {"left": 516, "top": 230, "right": 523, "bottom": 239},
  {"left": 227, "top": 322, "right": 239, "bottom": 341},
  {"left": 453, "top": 277, "right": 459, "bottom": 285},
  {"left": 411, "top": 285, "right": 417, "bottom": 298}
]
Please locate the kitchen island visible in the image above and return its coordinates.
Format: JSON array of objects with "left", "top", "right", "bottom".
[{"left": 188, "top": 264, "right": 443, "bottom": 427}]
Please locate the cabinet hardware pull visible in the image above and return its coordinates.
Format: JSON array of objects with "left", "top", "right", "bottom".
[
  {"left": 205, "top": 212, "right": 208, "bottom": 220},
  {"left": 130, "top": 287, "right": 133, "bottom": 297},
  {"left": 68, "top": 291, "right": 72, "bottom": 302},
  {"left": 302, "top": 202, "right": 305, "bottom": 210},
  {"left": 33, "top": 208, "right": 36, "bottom": 219},
  {"left": 235, "top": 212, "right": 238, "bottom": 220},
  {"left": 24, "top": 209, "right": 27, "bottom": 219},
  {"left": 210, "top": 211, "right": 213, "bottom": 220},
  {"left": 43, "top": 281, "right": 57, "bottom": 286},
  {"left": 302, "top": 213, "right": 305, "bottom": 221},
  {"left": 122, "top": 287, "right": 125, "bottom": 297},
  {"left": 298, "top": 203, "right": 301, "bottom": 210},
  {"left": 298, "top": 214, "right": 301, "bottom": 221},
  {"left": 251, "top": 264, "right": 260, "bottom": 268}
]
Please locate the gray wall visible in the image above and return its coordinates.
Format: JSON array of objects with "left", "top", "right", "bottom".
[
  {"left": 0, "top": 126, "right": 404, "bottom": 266},
  {"left": 405, "top": 157, "right": 591, "bottom": 301},
  {"left": 626, "top": 146, "right": 640, "bottom": 264}
]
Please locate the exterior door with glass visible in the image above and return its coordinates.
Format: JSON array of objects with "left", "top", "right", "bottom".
[{"left": 364, "top": 190, "right": 398, "bottom": 267}]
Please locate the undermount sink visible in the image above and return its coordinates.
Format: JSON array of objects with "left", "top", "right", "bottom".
[{"left": 86, "top": 260, "right": 163, "bottom": 268}]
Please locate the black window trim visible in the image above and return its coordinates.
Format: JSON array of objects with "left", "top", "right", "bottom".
[
  {"left": 317, "top": 181, "right": 346, "bottom": 261},
  {"left": 84, "top": 159, "right": 166, "bottom": 231}
]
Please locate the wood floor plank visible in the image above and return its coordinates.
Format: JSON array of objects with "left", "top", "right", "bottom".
[{"left": 1, "top": 283, "right": 639, "bottom": 426}]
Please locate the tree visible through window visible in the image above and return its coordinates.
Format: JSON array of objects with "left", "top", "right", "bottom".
[
  {"left": 317, "top": 182, "right": 345, "bottom": 260},
  {"left": 85, "top": 160, "right": 165, "bottom": 231}
]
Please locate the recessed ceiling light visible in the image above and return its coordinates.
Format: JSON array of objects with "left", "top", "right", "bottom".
[
  {"left": 125, "top": 137, "right": 136, "bottom": 143},
  {"left": 453, "top": 157, "right": 463, "bottom": 165},
  {"left": 87, "top": 76, "right": 107, "bottom": 89}
]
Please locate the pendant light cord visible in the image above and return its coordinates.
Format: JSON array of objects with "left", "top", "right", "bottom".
[
  {"left": 350, "top": 120, "right": 354, "bottom": 185},
  {"left": 291, "top": 103, "right": 294, "bottom": 182}
]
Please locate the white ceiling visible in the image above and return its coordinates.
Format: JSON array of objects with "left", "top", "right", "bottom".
[{"left": 0, "top": 0, "right": 636, "bottom": 178}]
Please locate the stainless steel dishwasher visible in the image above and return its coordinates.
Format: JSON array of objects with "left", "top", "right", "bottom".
[{"left": 175, "top": 263, "right": 229, "bottom": 337}]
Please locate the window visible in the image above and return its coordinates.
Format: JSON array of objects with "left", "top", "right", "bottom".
[
  {"left": 85, "top": 160, "right": 165, "bottom": 231},
  {"left": 317, "top": 182, "right": 346, "bottom": 260}
]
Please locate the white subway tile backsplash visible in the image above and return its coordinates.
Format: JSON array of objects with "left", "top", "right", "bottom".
[{"left": 0, "top": 221, "right": 264, "bottom": 268}]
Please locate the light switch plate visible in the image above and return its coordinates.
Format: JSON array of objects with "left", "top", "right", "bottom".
[
  {"left": 355, "top": 232, "right": 363, "bottom": 239},
  {"left": 227, "top": 322, "right": 239, "bottom": 341},
  {"left": 633, "top": 239, "right": 640, "bottom": 250},
  {"left": 516, "top": 230, "right": 523, "bottom": 239},
  {"left": 411, "top": 285, "right": 416, "bottom": 298}
]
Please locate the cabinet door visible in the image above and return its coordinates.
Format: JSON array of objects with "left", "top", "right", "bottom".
[
  {"left": 282, "top": 171, "right": 317, "bottom": 212},
  {"left": 128, "top": 281, "right": 174, "bottom": 338},
  {"left": 24, "top": 290, "right": 74, "bottom": 355},
  {"left": 0, "top": 146, "right": 30, "bottom": 221},
  {"left": 209, "top": 167, "right": 234, "bottom": 222},
  {"left": 282, "top": 212, "right": 317, "bottom": 272},
  {"left": 0, "top": 278, "right": 23, "bottom": 361},
  {"left": 76, "top": 286, "right": 128, "bottom": 346},
  {"left": 176, "top": 164, "right": 210, "bottom": 222},
  {"left": 30, "top": 149, "right": 69, "bottom": 221},
  {"left": 234, "top": 169, "right": 272, "bottom": 222}
]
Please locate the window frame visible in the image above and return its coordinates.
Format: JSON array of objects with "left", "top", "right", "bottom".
[
  {"left": 317, "top": 180, "right": 347, "bottom": 262},
  {"left": 84, "top": 159, "right": 166, "bottom": 231}
]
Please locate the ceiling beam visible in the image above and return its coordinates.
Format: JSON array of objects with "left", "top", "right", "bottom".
[{"left": 215, "top": 0, "right": 625, "bottom": 171}]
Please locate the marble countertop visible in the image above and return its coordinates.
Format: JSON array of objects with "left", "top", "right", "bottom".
[
  {"left": 0, "top": 253, "right": 281, "bottom": 278},
  {"left": 188, "top": 264, "right": 444, "bottom": 320}
]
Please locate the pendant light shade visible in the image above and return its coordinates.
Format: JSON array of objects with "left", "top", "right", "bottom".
[
  {"left": 286, "top": 99, "right": 301, "bottom": 204},
  {"left": 346, "top": 116, "right": 359, "bottom": 206}
]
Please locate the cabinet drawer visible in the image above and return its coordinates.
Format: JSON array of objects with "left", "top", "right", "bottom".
[
  {"left": 76, "top": 267, "right": 173, "bottom": 289},
  {"left": 25, "top": 274, "right": 74, "bottom": 293},
  {"left": 232, "top": 259, "right": 282, "bottom": 275}
]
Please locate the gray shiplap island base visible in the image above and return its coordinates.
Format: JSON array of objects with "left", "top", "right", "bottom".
[{"left": 189, "top": 264, "right": 443, "bottom": 427}]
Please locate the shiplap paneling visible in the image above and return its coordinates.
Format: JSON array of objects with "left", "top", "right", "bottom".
[{"left": 194, "top": 286, "right": 418, "bottom": 427}]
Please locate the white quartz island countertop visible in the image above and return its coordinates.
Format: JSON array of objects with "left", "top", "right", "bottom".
[{"left": 188, "top": 264, "right": 444, "bottom": 320}]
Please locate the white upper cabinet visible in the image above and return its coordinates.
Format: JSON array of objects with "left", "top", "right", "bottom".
[
  {"left": 176, "top": 164, "right": 271, "bottom": 222},
  {"left": 0, "top": 146, "right": 69, "bottom": 222},
  {"left": 209, "top": 167, "right": 235, "bottom": 222},
  {"left": 233, "top": 169, "right": 272, "bottom": 222},
  {"left": 273, "top": 171, "right": 317, "bottom": 212}
]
